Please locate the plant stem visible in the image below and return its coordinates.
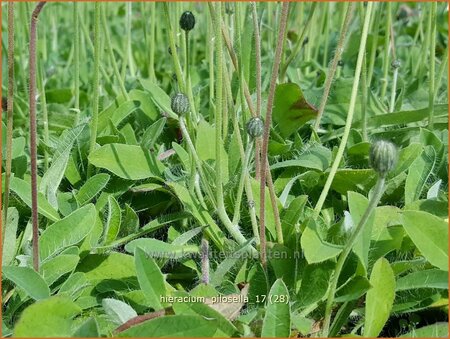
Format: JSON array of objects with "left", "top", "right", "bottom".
[
  {"left": 36, "top": 63, "right": 49, "bottom": 170},
  {"left": 87, "top": 3, "right": 101, "bottom": 178},
  {"left": 3, "top": 2, "right": 15, "bottom": 240},
  {"left": 29, "top": 1, "right": 47, "bottom": 272},
  {"left": 251, "top": 2, "right": 262, "bottom": 179},
  {"left": 428, "top": 2, "right": 437, "bottom": 129},
  {"left": 233, "top": 141, "right": 253, "bottom": 225},
  {"left": 73, "top": 2, "right": 80, "bottom": 125},
  {"left": 101, "top": 4, "right": 129, "bottom": 100},
  {"left": 266, "top": 162, "right": 283, "bottom": 244},
  {"left": 201, "top": 238, "right": 210, "bottom": 284},
  {"left": 126, "top": 3, "right": 135, "bottom": 78},
  {"left": 163, "top": 3, "right": 185, "bottom": 92},
  {"left": 389, "top": 66, "right": 399, "bottom": 113},
  {"left": 380, "top": 2, "right": 392, "bottom": 101},
  {"left": 322, "top": 175, "right": 386, "bottom": 337},
  {"left": 367, "top": 3, "right": 381, "bottom": 88},
  {"left": 314, "top": 3, "right": 373, "bottom": 218},
  {"left": 313, "top": 3, "right": 354, "bottom": 132},
  {"left": 259, "top": 2, "right": 290, "bottom": 267},
  {"left": 279, "top": 3, "right": 316, "bottom": 81},
  {"left": 148, "top": 2, "right": 156, "bottom": 82}
]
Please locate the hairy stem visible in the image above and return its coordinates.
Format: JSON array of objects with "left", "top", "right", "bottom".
[
  {"left": 201, "top": 238, "right": 210, "bottom": 284},
  {"left": 87, "top": 3, "right": 101, "bottom": 178},
  {"left": 148, "top": 2, "right": 156, "bottom": 82},
  {"left": 313, "top": 3, "right": 354, "bottom": 132},
  {"left": 29, "top": 1, "right": 47, "bottom": 272},
  {"left": 73, "top": 2, "right": 80, "bottom": 125},
  {"left": 259, "top": 2, "right": 290, "bottom": 267},
  {"left": 322, "top": 175, "right": 386, "bottom": 337},
  {"left": 380, "top": 2, "right": 392, "bottom": 101},
  {"left": 233, "top": 141, "right": 253, "bottom": 225},
  {"left": 428, "top": 2, "right": 437, "bottom": 129},
  {"left": 3, "top": 2, "right": 15, "bottom": 239},
  {"left": 389, "top": 66, "right": 399, "bottom": 113},
  {"left": 314, "top": 3, "right": 373, "bottom": 218}
]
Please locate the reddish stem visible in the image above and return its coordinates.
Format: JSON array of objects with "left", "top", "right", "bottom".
[{"left": 29, "top": 1, "right": 47, "bottom": 272}]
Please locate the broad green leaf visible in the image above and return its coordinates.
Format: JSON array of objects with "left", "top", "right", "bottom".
[
  {"left": 364, "top": 258, "right": 395, "bottom": 337},
  {"left": 270, "top": 144, "right": 331, "bottom": 172},
  {"left": 98, "top": 100, "right": 139, "bottom": 133},
  {"left": 261, "top": 279, "right": 291, "bottom": 338},
  {"left": 298, "top": 261, "right": 334, "bottom": 306},
  {"left": 405, "top": 146, "right": 436, "bottom": 204},
  {"left": 168, "top": 182, "right": 224, "bottom": 248},
  {"left": 390, "top": 142, "right": 423, "bottom": 177},
  {"left": 10, "top": 176, "right": 60, "bottom": 221},
  {"left": 2, "top": 207, "right": 18, "bottom": 265},
  {"left": 134, "top": 247, "right": 166, "bottom": 310},
  {"left": 40, "top": 124, "right": 86, "bottom": 208},
  {"left": 401, "top": 210, "right": 448, "bottom": 270},
  {"left": 3, "top": 266, "right": 50, "bottom": 300},
  {"left": 396, "top": 269, "right": 448, "bottom": 291},
  {"left": 348, "top": 191, "right": 375, "bottom": 273},
  {"left": 39, "top": 204, "right": 96, "bottom": 260},
  {"left": 103, "top": 195, "right": 122, "bottom": 244},
  {"left": 88, "top": 143, "right": 164, "bottom": 180},
  {"left": 58, "top": 272, "right": 89, "bottom": 300},
  {"left": 40, "top": 254, "right": 80, "bottom": 286},
  {"left": 141, "top": 117, "right": 167, "bottom": 150},
  {"left": 75, "top": 173, "right": 110, "bottom": 206},
  {"left": 13, "top": 296, "right": 81, "bottom": 337},
  {"left": 125, "top": 238, "right": 198, "bottom": 259},
  {"left": 331, "top": 169, "right": 377, "bottom": 195},
  {"left": 2, "top": 136, "right": 25, "bottom": 159},
  {"left": 273, "top": 83, "right": 318, "bottom": 137},
  {"left": 102, "top": 298, "right": 138, "bottom": 325},
  {"left": 195, "top": 120, "right": 229, "bottom": 183},
  {"left": 335, "top": 276, "right": 371, "bottom": 302},
  {"left": 301, "top": 219, "right": 342, "bottom": 264},
  {"left": 172, "top": 292, "right": 237, "bottom": 337},
  {"left": 73, "top": 317, "right": 99, "bottom": 337},
  {"left": 139, "top": 79, "right": 178, "bottom": 119},
  {"left": 77, "top": 252, "right": 136, "bottom": 283},
  {"left": 399, "top": 323, "right": 448, "bottom": 337},
  {"left": 117, "top": 315, "right": 218, "bottom": 337}
]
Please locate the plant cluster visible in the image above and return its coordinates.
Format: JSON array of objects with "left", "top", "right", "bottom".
[{"left": 1, "top": 2, "right": 448, "bottom": 338}]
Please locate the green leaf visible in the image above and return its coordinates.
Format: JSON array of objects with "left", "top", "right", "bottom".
[
  {"left": 75, "top": 173, "right": 110, "bottom": 206},
  {"left": 134, "top": 247, "right": 166, "bottom": 310},
  {"left": 40, "top": 254, "right": 80, "bottom": 286},
  {"left": 102, "top": 298, "right": 138, "bottom": 325},
  {"left": 335, "top": 276, "right": 371, "bottom": 302},
  {"left": 270, "top": 144, "right": 331, "bottom": 172},
  {"left": 13, "top": 296, "right": 81, "bottom": 337},
  {"left": 40, "top": 124, "right": 86, "bottom": 209},
  {"left": 125, "top": 238, "right": 198, "bottom": 259},
  {"left": 88, "top": 143, "right": 164, "bottom": 180},
  {"left": 98, "top": 100, "right": 139, "bottom": 133},
  {"left": 195, "top": 120, "right": 229, "bottom": 183},
  {"left": 39, "top": 204, "right": 96, "bottom": 260},
  {"left": 117, "top": 315, "right": 218, "bottom": 337},
  {"left": 10, "top": 176, "right": 60, "bottom": 222},
  {"left": 77, "top": 252, "right": 136, "bottom": 283},
  {"left": 331, "top": 169, "right": 377, "bottom": 195},
  {"left": 348, "top": 191, "right": 375, "bottom": 273},
  {"left": 364, "top": 258, "right": 395, "bottom": 337},
  {"left": 399, "top": 323, "right": 448, "bottom": 337},
  {"left": 396, "top": 269, "right": 448, "bottom": 291},
  {"left": 141, "top": 117, "right": 167, "bottom": 150},
  {"left": 2, "top": 207, "right": 18, "bottom": 266},
  {"left": 250, "top": 178, "right": 280, "bottom": 240},
  {"left": 73, "top": 317, "right": 99, "bottom": 337},
  {"left": 139, "top": 79, "right": 178, "bottom": 119},
  {"left": 172, "top": 292, "right": 237, "bottom": 337},
  {"left": 273, "top": 83, "right": 318, "bottom": 138},
  {"left": 405, "top": 146, "right": 436, "bottom": 204},
  {"left": 301, "top": 219, "right": 342, "bottom": 264},
  {"left": 3, "top": 266, "right": 50, "bottom": 300},
  {"left": 103, "top": 195, "right": 122, "bottom": 244},
  {"left": 401, "top": 210, "right": 448, "bottom": 270},
  {"left": 261, "top": 279, "right": 291, "bottom": 338},
  {"left": 298, "top": 261, "right": 334, "bottom": 306}
]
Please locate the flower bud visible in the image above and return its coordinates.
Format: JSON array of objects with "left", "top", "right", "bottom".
[
  {"left": 369, "top": 140, "right": 398, "bottom": 176},
  {"left": 246, "top": 117, "right": 264, "bottom": 138},
  {"left": 171, "top": 93, "right": 190, "bottom": 115},
  {"left": 180, "top": 11, "right": 195, "bottom": 32},
  {"left": 391, "top": 60, "right": 401, "bottom": 69}
]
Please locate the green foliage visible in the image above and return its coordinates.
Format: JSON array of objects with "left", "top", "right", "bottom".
[{"left": 2, "top": 2, "right": 448, "bottom": 338}]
